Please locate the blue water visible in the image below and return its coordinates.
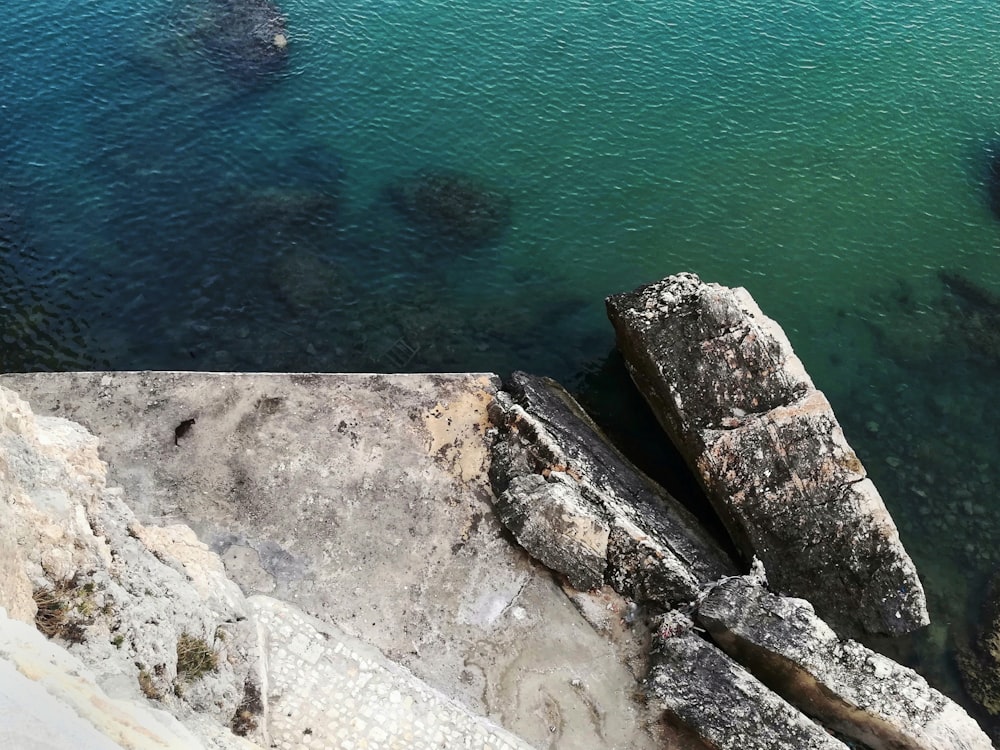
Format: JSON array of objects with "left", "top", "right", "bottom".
[{"left": 4, "top": 0, "right": 1000, "bottom": 725}]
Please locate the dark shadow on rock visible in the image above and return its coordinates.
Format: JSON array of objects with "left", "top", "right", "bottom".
[
  {"left": 570, "top": 349, "right": 736, "bottom": 559},
  {"left": 385, "top": 169, "right": 512, "bottom": 250},
  {"left": 939, "top": 270, "right": 1000, "bottom": 316}
]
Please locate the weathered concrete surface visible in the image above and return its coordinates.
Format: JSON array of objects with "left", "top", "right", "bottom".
[
  {"left": 646, "top": 611, "right": 850, "bottom": 750},
  {"left": 696, "top": 576, "right": 993, "bottom": 750},
  {"left": 490, "top": 372, "right": 735, "bottom": 605},
  {"left": 606, "top": 272, "right": 928, "bottom": 636},
  {"left": 0, "top": 382, "right": 547, "bottom": 750},
  {"left": 2, "top": 371, "right": 666, "bottom": 750}
]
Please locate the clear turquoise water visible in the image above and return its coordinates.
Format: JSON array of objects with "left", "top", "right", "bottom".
[{"left": 4, "top": 0, "right": 1000, "bottom": 723}]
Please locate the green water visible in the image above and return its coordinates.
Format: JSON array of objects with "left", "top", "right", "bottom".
[{"left": 3, "top": 0, "right": 1000, "bottom": 730}]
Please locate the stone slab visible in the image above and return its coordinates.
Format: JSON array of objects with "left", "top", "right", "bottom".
[
  {"left": 2, "top": 371, "right": 665, "bottom": 750},
  {"left": 696, "top": 576, "right": 993, "bottom": 750},
  {"left": 606, "top": 273, "right": 928, "bottom": 636},
  {"left": 646, "top": 611, "right": 850, "bottom": 750},
  {"left": 489, "top": 372, "right": 735, "bottom": 604}
]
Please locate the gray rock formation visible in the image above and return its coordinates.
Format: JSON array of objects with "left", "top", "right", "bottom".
[
  {"left": 489, "top": 371, "right": 736, "bottom": 604},
  {"left": 0, "top": 361, "right": 990, "bottom": 749},
  {"left": 493, "top": 472, "right": 611, "bottom": 591},
  {"left": 606, "top": 272, "right": 928, "bottom": 636},
  {"left": 696, "top": 575, "right": 992, "bottom": 750},
  {"left": 957, "top": 572, "right": 1000, "bottom": 722},
  {"left": 646, "top": 611, "right": 850, "bottom": 750}
]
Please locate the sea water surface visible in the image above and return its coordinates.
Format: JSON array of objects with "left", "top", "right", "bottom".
[{"left": 3, "top": 0, "right": 1000, "bottom": 724}]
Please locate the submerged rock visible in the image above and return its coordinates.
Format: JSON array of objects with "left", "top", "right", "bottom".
[
  {"left": 238, "top": 187, "right": 339, "bottom": 232},
  {"left": 202, "top": 0, "right": 290, "bottom": 81},
  {"left": 0, "top": 206, "right": 99, "bottom": 372},
  {"left": 387, "top": 169, "right": 512, "bottom": 248},
  {"left": 939, "top": 269, "right": 1000, "bottom": 365},
  {"left": 606, "top": 272, "right": 928, "bottom": 637},
  {"left": 271, "top": 250, "right": 351, "bottom": 314},
  {"left": 985, "top": 148, "right": 1000, "bottom": 220}
]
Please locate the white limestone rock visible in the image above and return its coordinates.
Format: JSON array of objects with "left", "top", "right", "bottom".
[
  {"left": 0, "top": 605, "right": 223, "bottom": 750},
  {"left": 0, "top": 385, "right": 264, "bottom": 749}
]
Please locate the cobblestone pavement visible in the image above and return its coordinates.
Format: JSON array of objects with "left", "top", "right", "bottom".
[{"left": 251, "top": 597, "right": 537, "bottom": 750}]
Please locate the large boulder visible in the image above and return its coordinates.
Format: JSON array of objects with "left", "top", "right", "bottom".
[
  {"left": 606, "top": 272, "right": 928, "bottom": 636},
  {"left": 646, "top": 611, "right": 851, "bottom": 750},
  {"left": 696, "top": 575, "right": 992, "bottom": 750},
  {"left": 489, "top": 372, "right": 736, "bottom": 604}
]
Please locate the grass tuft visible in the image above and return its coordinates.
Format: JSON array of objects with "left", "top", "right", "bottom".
[{"left": 175, "top": 632, "right": 218, "bottom": 683}]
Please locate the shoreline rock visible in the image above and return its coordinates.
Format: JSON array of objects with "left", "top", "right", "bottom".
[
  {"left": 606, "top": 272, "right": 928, "bottom": 636},
  {"left": 696, "top": 575, "right": 993, "bottom": 750},
  {"left": 646, "top": 611, "right": 850, "bottom": 750},
  {"left": 489, "top": 371, "right": 736, "bottom": 604}
]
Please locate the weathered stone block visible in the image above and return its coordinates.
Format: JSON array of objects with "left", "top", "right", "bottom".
[
  {"left": 646, "top": 611, "right": 849, "bottom": 750},
  {"left": 489, "top": 372, "right": 734, "bottom": 602},
  {"left": 606, "top": 273, "right": 928, "bottom": 636},
  {"left": 696, "top": 576, "right": 993, "bottom": 750},
  {"left": 495, "top": 472, "right": 610, "bottom": 591}
]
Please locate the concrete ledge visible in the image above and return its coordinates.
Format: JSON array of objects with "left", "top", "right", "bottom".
[{"left": 1, "top": 371, "right": 665, "bottom": 750}]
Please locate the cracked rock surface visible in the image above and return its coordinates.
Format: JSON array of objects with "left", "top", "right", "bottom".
[
  {"left": 646, "top": 611, "right": 850, "bottom": 750},
  {"left": 606, "top": 272, "right": 928, "bottom": 636},
  {"left": 489, "top": 371, "right": 735, "bottom": 605},
  {"left": 696, "top": 575, "right": 993, "bottom": 750}
]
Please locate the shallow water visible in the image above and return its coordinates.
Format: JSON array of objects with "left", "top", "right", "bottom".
[{"left": 3, "top": 0, "right": 1000, "bottom": 727}]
